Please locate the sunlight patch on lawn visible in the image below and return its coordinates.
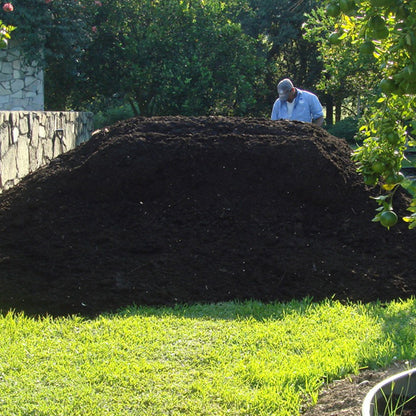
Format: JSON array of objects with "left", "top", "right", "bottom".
[{"left": 0, "top": 298, "right": 415, "bottom": 415}]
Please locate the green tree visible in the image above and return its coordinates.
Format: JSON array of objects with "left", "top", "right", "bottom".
[
  {"left": 73, "top": 0, "right": 267, "bottom": 117},
  {"left": 320, "top": 0, "right": 416, "bottom": 229},
  {"left": 238, "top": 0, "right": 323, "bottom": 107},
  {"left": 303, "top": 6, "right": 379, "bottom": 125}
]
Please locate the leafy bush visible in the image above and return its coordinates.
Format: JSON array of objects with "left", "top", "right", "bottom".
[
  {"left": 93, "top": 103, "right": 136, "bottom": 129},
  {"left": 326, "top": 117, "right": 360, "bottom": 144}
]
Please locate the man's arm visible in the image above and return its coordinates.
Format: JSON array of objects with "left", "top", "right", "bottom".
[
  {"left": 310, "top": 93, "right": 324, "bottom": 127},
  {"left": 271, "top": 100, "right": 280, "bottom": 120},
  {"left": 312, "top": 116, "right": 324, "bottom": 127}
]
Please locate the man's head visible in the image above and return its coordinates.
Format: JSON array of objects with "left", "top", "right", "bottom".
[{"left": 277, "top": 78, "right": 295, "bottom": 102}]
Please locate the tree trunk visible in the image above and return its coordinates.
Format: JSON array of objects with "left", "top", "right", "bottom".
[
  {"left": 335, "top": 100, "right": 342, "bottom": 123},
  {"left": 325, "top": 95, "right": 334, "bottom": 126}
]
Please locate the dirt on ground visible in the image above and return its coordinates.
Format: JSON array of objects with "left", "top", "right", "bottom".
[
  {"left": 301, "top": 360, "right": 416, "bottom": 416},
  {"left": 0, "top": 115, "right": 416, "bottom": 414}
]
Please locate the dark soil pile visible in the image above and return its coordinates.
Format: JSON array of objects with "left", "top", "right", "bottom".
[{"left": 0, "top": 116, "right": 414, "bottom": 317}]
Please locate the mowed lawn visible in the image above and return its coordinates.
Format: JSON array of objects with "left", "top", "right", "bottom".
[{"left": 0, "top": 298, "right": 415, "bottom": 415}]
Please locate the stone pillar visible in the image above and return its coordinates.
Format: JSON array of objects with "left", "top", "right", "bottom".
[{"left": 0, "top": 45, "right": 44, "bottom": 111}]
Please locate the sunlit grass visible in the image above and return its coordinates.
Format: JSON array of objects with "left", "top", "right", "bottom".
[{"left": 0, "top": 298, "right": 415, "bottom": 415}]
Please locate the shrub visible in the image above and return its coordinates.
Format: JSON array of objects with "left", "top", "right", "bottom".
[
  {"left": 93, "top": 103, "right": 136, "bottom": 129},
  {"left": 326, "top": 116, "right": 360, "bottom": 144}
]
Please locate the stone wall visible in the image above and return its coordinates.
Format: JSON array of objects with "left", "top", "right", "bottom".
[
  {"left": 0, "top": 45, "right": 44, "bottom": 111},
  {"left": 0, "top": 111, "right": 94, "bottom": 190}
]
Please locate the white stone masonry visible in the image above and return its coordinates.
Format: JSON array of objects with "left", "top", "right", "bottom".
[
  {"left": 0, "top": 45, "right": 44, "bottom": 111},
  {"left": 0, "top": 111, "right": 94, "bottom": 190}
]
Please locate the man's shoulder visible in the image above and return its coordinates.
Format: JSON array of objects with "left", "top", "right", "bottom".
[
  {"left": 273, "top": 98, "right": 283, "bottom": 108},
  {"left": 297, "top": 88, "right": 317, "bottom": 99}
]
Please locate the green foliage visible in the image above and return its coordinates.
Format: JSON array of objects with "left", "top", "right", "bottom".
[
  {"left": 1, "top": 298, "right": 416, "bottom": 415},
  {"left": 93, "top": 103, "right": 135, "bottom": 129},
  {"left": 303, "top": 7, "right": 379, "bottom": 117},
  {"left": 1, "top": 0, "right": 101, "bottom": 110},
  {"left": 2, "top": 0, "right": 88, "bottom": 60},
  {"left": 0, "top": 20, "right": 14, "bottom": 48},
  {"left": 326, "top": 116, "right": 360, "bottom": 143},
  {"left": 307, "top": 0, "right": 416, "bottom": 229},
  {"left": 240, "top": 0, "right": 322, "bottom": 98},
  {"left": 0, "top": 0, "right": 324, "bottom": 117},
  {"left": 71, "top": 0, "right": 268, "bottom": 117}
]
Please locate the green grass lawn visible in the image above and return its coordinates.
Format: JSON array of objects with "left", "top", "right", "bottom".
[{"left": 0, "top": 298, "right": 416, "bottom": 415}]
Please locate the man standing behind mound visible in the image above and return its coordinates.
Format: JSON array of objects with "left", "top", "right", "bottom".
[{"left": 271, "top": 78, "right": 324, "bottom": 127}]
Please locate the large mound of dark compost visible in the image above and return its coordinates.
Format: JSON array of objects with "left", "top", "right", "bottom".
[{"left": 0, "top": 116, "right": 414, "bottom": 316}]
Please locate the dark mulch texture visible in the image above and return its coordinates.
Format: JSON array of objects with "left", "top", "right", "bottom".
[{"left": 0, "top": 116, "right": 414, "bottom": 317}]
